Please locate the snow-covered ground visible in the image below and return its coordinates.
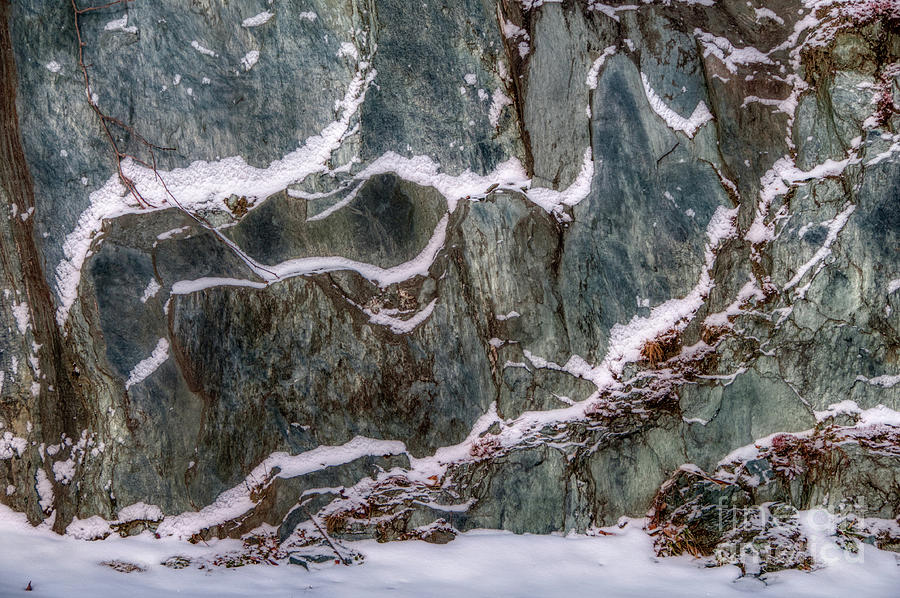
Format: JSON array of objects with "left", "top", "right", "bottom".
[{"left": 1, "top": 507, "right": 897, "bottom": 597}]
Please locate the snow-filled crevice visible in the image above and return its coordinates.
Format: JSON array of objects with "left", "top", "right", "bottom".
[
  {"left": 43, "top": 0, "right": 892, "bottom": 548},
  {"left": 154, "top": 204, "right": 741, "bottom": 539},
  {"left": 156, "top": 436, "right": 407, "bottom": 538},
  {"left": 640, "top": 73, "right": 713, "bottom": 139},
  {"left": 56, "top": 131, "right": 597, "bottom": 330},
  {"left": 55, "top": 53, "right": 379, "bottom": 326},
  {"left": 124, "top": 338, "right": 170, "bottom": 390}
]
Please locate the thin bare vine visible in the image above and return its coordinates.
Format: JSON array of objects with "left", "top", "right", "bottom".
[{"left": 70, "top": 0, "right": 278, "bottom": 279}]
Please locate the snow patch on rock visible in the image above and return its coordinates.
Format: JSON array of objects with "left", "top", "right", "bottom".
[
  {"left": 124, "top": 338, "right": 170, "bottom": 390},
  {"left": 640, "top": 73, "right": 713, "bottom": 138}
]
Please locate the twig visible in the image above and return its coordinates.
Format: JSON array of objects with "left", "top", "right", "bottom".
[
  {"left": 306, "top": 509, "right": 350, "bottom": 565},
  {"left": 70, "top": 0, "right": 279, "bottom": 279},
  {"left": 71, "top": 0, "right": 156, "bottom": 207}
]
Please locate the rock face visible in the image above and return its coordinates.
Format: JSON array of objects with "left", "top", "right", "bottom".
[{"left": 0, "top": 0, "right": 898, "bottom": 566}]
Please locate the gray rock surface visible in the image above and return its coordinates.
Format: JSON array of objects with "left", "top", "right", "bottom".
[{"left": 0, "top": 0, "right": 897, "bottom": 564}]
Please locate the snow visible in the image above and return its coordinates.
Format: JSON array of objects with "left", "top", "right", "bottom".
[
  {"left": 52, "top": 37, "right": 598, "bottom": 317},
  {"left": 157, "top": 436, "right": 406, "bottom": 538},
  {"left": 867, "top": 138, "right": 900, "bottom": 166},
  {"left": 588, "top": 3, "right": 639, "bottom": 21},
  {"left": 888, "top": 279, "right": 900, "bottom": 294},
  {"left": 52, "top": 459, "right": 76, "bottom": 485},
  {"left": 600, "top": 205, "right": 738, "bottom": 379},
  {"left": 118, "top": 503, "right": 163, "bottom": 523},
  {"left": 45, "top": 61, "right": 61, "bottom": 73},
  {"left": 288, "top": 186, "right": 352, "bottom": 200},
  {"left": 434, "top": 203, "right": 740, "bottom": 463},
  {"left": 640, "top": 73, "right": 713, "bottom": 138},
  {"left": 54, "top": 57, "right": 376, "bottom": 324},
  {"left": 354, "top": 153, "right": 527, "bottom": 213},
  {"left": 857, "top": 375, "right": 900, "bottom": 389},
  {"left": 139, "top": 279, "right": 161, "bottom": 303},
  {"left": 104, "top": 15, "right": 137, "bottom": 34},
  {"left": 496, "top": 311, "right": 520, "bottom": 321},
  {"left": 741, "top": 95, "right": 797, "bottom": 116},
  {"left": 464, "top": 73, "right": 477, "bottom": 85},
  {"left": 269, "top": 214, "right": 449, "bottom": 287},
  {"left": 12, "top": 302, "right": 30, "bottom": 335},
  {"left": 703, "top": 279, "right": 765, "bottom": 328},
  {"left": 415, "top": 403, "right": 501, "bottom": 476},
  {"left": 2, "top": 507, "right": 899, "bottom": 597},
  {"left": 856, "top": 404, "right": 900, "bottom": 426},
  {"left": 298, "top": 12, "right": 317, "bottom": 21},
  {"left": 66, "top": 516, "right": 111, "bottom": 541},
  {"left": 525, "top": 147, "right": 594, "bottom": 214},
  {"left": 35, "top": 469, "right": 54, "bottom": 514},
  {"left": 156, "top": 226, "right": 191, "bottom": 241},
  {"left": 813, "top": 399, "right": 862, "bottom": 421},
  {"left": 694, "top": 30, "right": 773, "bottom": 74},
  {"left": 783, "top": 203, "right": 856, "bottom": 294},
  {"left": 337, "top": 43, "right": 358, "bottom": 60},
  {"left": 241, "top": 50, "right": 260, "bottom": 71},
  {"left": 797, "top": 221, "right": 815, "bottom": 239},
  {"left": 364, "top": 299, "right": 438, "bottom": 334},
  {"left": 171, "top": 277, "right": 267, "bottom": 295},
  {"left": 124, "top": 338, "right": 170, "bottom": 390},
  {"left": 349, "top": 146, "right": 589, "bottom": 219},
  {"left": 585, "top": 46, "right": 617, "bottom": 89},
  {"left": 306, "top": 181, "right": 364, "bottom": 222},
  {"left": 241, "top": 11, "right": 273, "bottom": 27},
  {"left": 500, "top": 18, "right": 530, "bottom": 57},
  {"left": 190, "top": 41, "right": 218, "bottom": 57},
  {"left": 722, "top": 403, "right": 900, "bottom": 466},
  {"left": 745, "top": 155, "right": 858, "bottom": 246},
  {"left": 717, "top": 431, "right": 797, "bottom": 466},
  {"left": 412, "top": 498, "right": 476, "bottom": 513},
  {"left": 0, "top": 432, "right": 26, "bottom": 460},
  {"left": 504, "top": 360, "right": 529, "bottom": 370},
  {"left": 500, "top": 19, "right": 528, "bottom": 40},
  {"left": 754, "top": 7, "right": 785, "bottom": 24},
  {"left": 488, "top": 89, "right": 513, "bottom": 128}
]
